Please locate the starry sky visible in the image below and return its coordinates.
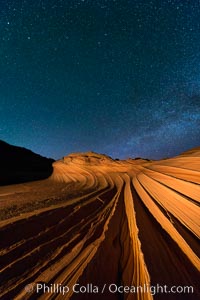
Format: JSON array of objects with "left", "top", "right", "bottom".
[{"left": 1, "top": 0, "right": 200, "bottom": 160}]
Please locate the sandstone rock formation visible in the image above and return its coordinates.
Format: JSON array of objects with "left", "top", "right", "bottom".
[
  {"left": 0, "top": 149, "right": 199, "bottom": 299},
  {"left": 0, "top": 140, "right": 54, "bottom": 185}
]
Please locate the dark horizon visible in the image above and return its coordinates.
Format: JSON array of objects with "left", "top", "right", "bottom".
[
  {"left": 1, "top": 138, "right": 199, "bottom": 161},
  {"left": 1, "top": 0, "right": 200, "bottom": 160}
]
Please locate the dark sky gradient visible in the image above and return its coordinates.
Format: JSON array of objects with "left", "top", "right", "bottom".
[{"left": 1, "top": 0, "right": 200, "bottom": 159}]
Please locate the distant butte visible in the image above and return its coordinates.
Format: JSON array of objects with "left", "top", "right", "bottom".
[{"left": 0, "top": 140, "right": 54, "bottom": 185}]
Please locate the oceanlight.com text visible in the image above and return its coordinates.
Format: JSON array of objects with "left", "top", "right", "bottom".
[{"left": 25, "top": 282, "right": 194, "bottom": 296}]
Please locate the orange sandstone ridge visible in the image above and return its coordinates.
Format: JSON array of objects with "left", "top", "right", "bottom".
[
  {"left": 62, "top": 151, "right": 115, "bottom": 165},
  {"left": 0, "top": 147, "right": 200, "bottom": 299}
]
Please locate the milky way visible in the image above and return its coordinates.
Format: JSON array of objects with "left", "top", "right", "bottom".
[{"left": 0, "top": 0, "right": 200, "bottom": 159}]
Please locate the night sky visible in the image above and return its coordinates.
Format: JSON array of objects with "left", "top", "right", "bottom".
[{"left": 1, "top": 0, "right": 200, "bottom": 160}]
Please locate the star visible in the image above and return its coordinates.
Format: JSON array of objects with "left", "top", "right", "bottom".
[{"left": 0, "top": 0, "right": 199, "bottom": 160}]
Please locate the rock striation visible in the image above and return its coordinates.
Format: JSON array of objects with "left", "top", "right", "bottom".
[{"left": 0, "top": 148, "right": 199, "bottom": 299}]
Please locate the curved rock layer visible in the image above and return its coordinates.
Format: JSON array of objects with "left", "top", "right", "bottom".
[{"left": 0, "top": 150, "right": 200, "bottom": 299}]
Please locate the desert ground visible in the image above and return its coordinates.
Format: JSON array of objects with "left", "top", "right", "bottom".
[{"left": 0, "top": 150, "right": 200, "bottom": 299}]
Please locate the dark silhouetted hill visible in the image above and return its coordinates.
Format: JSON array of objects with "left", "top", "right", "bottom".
[{"left": 0, "top": 140, "right": 54, "bottom": 185}]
